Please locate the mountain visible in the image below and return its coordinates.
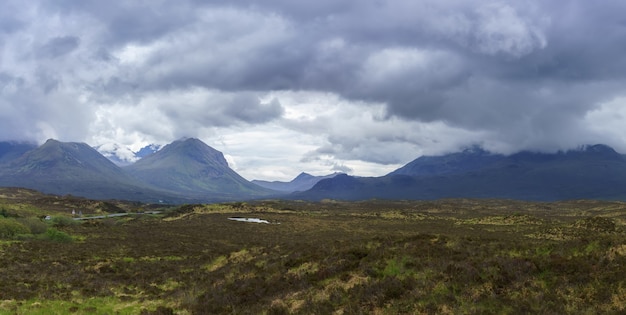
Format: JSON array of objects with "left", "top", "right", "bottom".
[
  {"left": 252, "top": 172, "right": 343, "bottom": 192},
  {"left": 0, "top": 141, "right": 37, "bottom": 165},
  {"left": 389, "top": 146, "right": 505, "bottom": 177},
  {"left": 0, "top": 139, "right": 168, "bottom": 201},
  {"left": 124, "top": 138, "right": 274, "bottom": 199},
  {"left": 294, "top": 144, "right": 626, "bottom": 201}
]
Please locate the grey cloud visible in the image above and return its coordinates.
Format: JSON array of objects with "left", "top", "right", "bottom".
[
  {"left": 41, "top": 1, "right": 195, "bottom": 46},
  {"left": 4, "top": 0, "right": 626, "bottom": 160},
  {"left": 38, "top": 36, "right": 80, "bottom": 59},
  {"left": 331, "top": 163, "right": 353, "bottom": 174},
  {"left": 156, "top": 90, "right": 284, "bottom": 132},
  {"left": 224, "top": 97, "right": 284, "bottom": 124},
  {"left": 0, "top": 16, "right": 24, "bottom": 34}
]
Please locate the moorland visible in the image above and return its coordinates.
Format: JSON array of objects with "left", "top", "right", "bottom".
[{"left": 1, "top": 187, "right": 625, "bottom": 314}]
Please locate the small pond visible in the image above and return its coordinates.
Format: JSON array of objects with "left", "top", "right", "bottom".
[{"left": 228, "top": 217, "right": 271, "bottom": 224}]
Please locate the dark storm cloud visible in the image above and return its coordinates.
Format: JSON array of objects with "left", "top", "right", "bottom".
[
  {"left": 152, "top": 90, "right": 285, "bottom": 133},
  {"left": 3, "top": 0, "right": 626, "bottom": 158},
  {"left": 224, "top": 96, "right": 284, "bottom": 124}
]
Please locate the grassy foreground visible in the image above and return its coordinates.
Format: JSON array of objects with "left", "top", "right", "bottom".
[{"left": 1, "top": 196, "right": 625, "bottom": 314}]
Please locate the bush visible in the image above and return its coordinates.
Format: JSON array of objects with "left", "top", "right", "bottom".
[
  {"left": 51, "top": 216, "right": 77, "bottom": 227},
  {"left": 0, "top": 207, "right": 17, "bottom": 218},
  {"left": 0, "top": 218, "right": 29, "bottom": 239},
  {"left": 17, "top": 217, "right": 48, "bottom": 234},
  {"left": 44, "top": 228, "right": 74, "bottom": 243}
]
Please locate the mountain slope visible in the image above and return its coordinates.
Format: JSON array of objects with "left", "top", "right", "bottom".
[
  {"left": 124, "top": 138, "right": 274, "bottom": 199},
  {"left": 0, "top": 139, "right": 167, "bottom": 201},
  {"left": 389, "top": 146, "right": 505, "bottom": 177},
  {"left": 294, "top": 144, "right": 626, "bottom": 201},
  {"left": 252, "top": 172, "right": 343, "bottom": 192},
  {"left": 0, "top": 141, "right": 37, "bottom": 165}
]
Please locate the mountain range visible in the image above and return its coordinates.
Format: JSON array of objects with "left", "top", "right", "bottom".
[
  {"left": 1, "top": 138, "right": 626, "bottom": 203},
  {"left": 0, "top": 138, "right": 275, "bottom": 203},
  {"left": 252, "top": 172, "right": 343, "bottom": 192},
  {"left": 293, "top": 144, "right": 626, "bottom": 201}
]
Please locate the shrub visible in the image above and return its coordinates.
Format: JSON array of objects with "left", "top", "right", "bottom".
[
  {"left": 0, "top": 218, "right": 30, "bottom": 239},
  {"left": 17, "top": 217, "right": 48, "bottom": 234},
  {"left": 44, "top": 228, "right": 74, "bottom": 243},
  {"left": 51, "top": 216, "right": 77, "bottom": 227}
]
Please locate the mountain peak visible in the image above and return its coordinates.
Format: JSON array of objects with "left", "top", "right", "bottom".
[
  {"left": 0, "top": 139, "right": 147, "bottom": 200},
  {"left": 160, "top": 137, "right": 228, "bottom": 167},
  {"left": 293, "top": 172, "right": 314, "bottom": 181},
  {"left": 125, "top": 138, "right": 271, "bottom": 197}
]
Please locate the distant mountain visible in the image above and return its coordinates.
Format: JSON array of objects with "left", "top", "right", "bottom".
[
  {"left": 293, "top": 144, "right": 626, "bottom": 201},
  {"left": 0, "top": 141, "right": 37, "bottom": 165},
  {"left": 252, "top": 172, "right": 343, "bottom": 192},
  {"left": 124, "top": 138, "right": 274, "bottom": 199},
  {"left": 0, "top": 139, "right": 167, "bottom": 201},
  {"left": 389, "top": 146, "right": 505, "bottom": 177}
]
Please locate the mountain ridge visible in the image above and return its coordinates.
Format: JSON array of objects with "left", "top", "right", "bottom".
[
  {"left": 2, "top": 140, "right": 626, "bottom": 202},
  {"left": 294, "top": 144, "right": 626, "bottom": 201},
  {"left": 252, "top": 172, "right": 343, "bottom": 192},
  {"left": 0, "top": 138, "right": 275, "bottom": 203}
]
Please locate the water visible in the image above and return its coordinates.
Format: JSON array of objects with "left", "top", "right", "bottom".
[{"left": 228, "top": 217, "right": 271, "bottom": 224}]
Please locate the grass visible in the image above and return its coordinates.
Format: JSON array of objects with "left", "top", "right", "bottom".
[
  {"left": 0, "top": 296, "right": 170, "bottom": 315},
  {"left": 0, "top": 197, "right": 624, "bottom": 314}
]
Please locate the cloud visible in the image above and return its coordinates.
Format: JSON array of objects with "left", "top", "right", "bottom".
[
  {"left": 38, "top": 36, "right": 80, "bottom": 59},
  {"left": 2, "top": 0, "right": 626, "bottom": 180}
]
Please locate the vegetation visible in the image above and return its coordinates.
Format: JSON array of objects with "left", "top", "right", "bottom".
[{"left": 0, "top": 193, "right": 625, "bottom": 314}]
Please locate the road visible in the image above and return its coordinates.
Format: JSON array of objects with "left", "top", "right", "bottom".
[{"left": 73, "top": 211, "right": 161, "bottom": 221}]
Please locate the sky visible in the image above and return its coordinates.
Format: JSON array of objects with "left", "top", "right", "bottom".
[{"left": 2, "top": 0, "right": 626, "bottom": 181}]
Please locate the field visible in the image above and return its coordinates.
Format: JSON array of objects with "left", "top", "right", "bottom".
[{"left": 1, "top": 189, "right": 626, "bottom": 314}]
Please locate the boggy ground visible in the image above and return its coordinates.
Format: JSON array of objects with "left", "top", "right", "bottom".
[{"left": 1, "top": 199, "right": 626, "bottom": 314}]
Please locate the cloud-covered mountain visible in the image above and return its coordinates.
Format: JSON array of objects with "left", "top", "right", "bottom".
[
  {"left": 252, "top": 172, "right": 343, "bottom": 192},
  {"left": 294, "top": 144, "right": 626, "bottom": 201}
]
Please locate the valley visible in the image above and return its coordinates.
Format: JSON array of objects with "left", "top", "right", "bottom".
[{"left": 1, "top": 189, "right": 625, "bottom": 314}]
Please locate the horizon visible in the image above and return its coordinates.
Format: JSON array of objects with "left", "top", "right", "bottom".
[{"left": 2, "top": 1, "right": 626, "bottom": 181}]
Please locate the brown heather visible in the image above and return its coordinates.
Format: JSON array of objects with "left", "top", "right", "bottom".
[{"left": 0, "top": 193, "right": 625, "bottom": 314}]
